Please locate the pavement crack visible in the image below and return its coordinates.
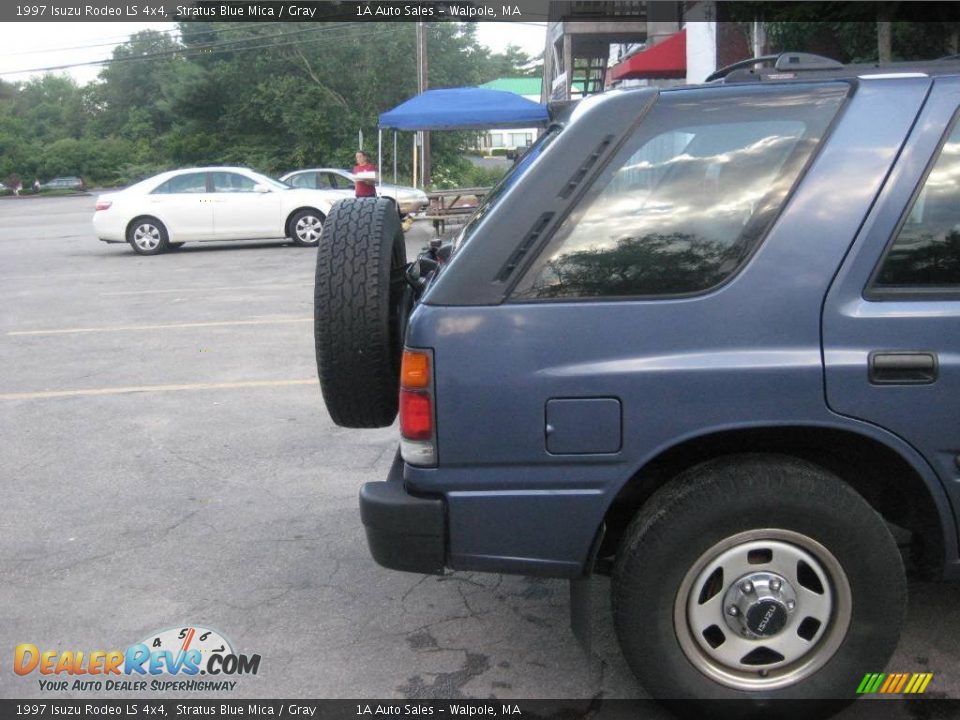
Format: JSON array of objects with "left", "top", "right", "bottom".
[
  {"left": 455, "top": 583, "right": 485, "bottom": 621},
  {"left": 402, "top": 575, "right": 431, "bottom": 602}
]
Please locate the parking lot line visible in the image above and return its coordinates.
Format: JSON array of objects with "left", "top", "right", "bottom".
[
  {"left": 8, "top": 317, "right": 312, "bottom": 336},
  {"left": 100, "top": 284, "right": 308, "bottom": 296},
  {"left": 0, "top": 378, "right": 317, "bottom": 401},
  {"left": 0, "top": 272, "right": 127, "bottom": 281}
]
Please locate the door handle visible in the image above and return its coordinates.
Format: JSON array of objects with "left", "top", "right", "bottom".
[{"left": 868, "top": 351, "right": 938, "bottom": 385}]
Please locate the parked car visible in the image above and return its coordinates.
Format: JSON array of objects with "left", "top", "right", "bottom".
[
  {"left": 313, "top": 54, "right": 960, "bottom": 705},
  {"left": 93, "top": 167, "right": 335, "bottom": 255},
  {"left": 41, "top": 176, "right": 85, "bottom": 191},
  {"left": 279, "top": 168, "right": 429, "bottom": 216},
  {"left": 505, "top": 144, "right": 529, "bottom": 160}
]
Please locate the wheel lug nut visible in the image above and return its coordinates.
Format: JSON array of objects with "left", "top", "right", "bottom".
[
  {"left": 786, "top": 600, "right": 796, "bottom": 611},
  {"left": 727, "top": 606, "right": 739, "bottom": 616},
  {"left": 740, "top": 581, "right": 754, "bottom": 594},
  {"left": 770, "top": 579, "right": 782, "bottom": 592}
]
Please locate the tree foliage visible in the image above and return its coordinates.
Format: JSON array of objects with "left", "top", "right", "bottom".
[
  {"left": 0, "top": 22, "right": 533, "bottom": 186},
  {"left": 763, "top": 21, "right": 960, "bottom": 63},
  {"left": 724, "top": 4, "right": 960, "bottom": 63}
]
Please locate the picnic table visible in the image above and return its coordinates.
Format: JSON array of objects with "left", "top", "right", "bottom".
[{"left": 423, "top": 187, "right": 490, "bottom": 237}]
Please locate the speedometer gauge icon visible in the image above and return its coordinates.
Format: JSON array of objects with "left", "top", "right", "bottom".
[{"left": 139, "top": 626, "right": 233, "bottom": 671}]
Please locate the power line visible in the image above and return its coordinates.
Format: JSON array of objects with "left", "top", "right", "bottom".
[
  {"left": 0, "top": 22, "right": 369, "bottom": 76},
  {"left": 0, "top": 21, "right": 543, "bottom": 80},
  {"left": 0, "top": 22, "right": 305, "bottom": 58},
  {"left": 2, "top": 20, "right": 547, "bottom": 62},
  {"left": 195, "top": 23, "right": 412, "bottom": 62},
  {"left": 176, "top": 23, "right": 408, "bottom": 63},
  {"left": 0, "top": 25, "right": 181, "bottom": 58}
]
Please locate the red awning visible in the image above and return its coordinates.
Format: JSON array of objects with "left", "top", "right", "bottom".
[{"left": 609, "top": 29, "right": 687, "bottom": 81}]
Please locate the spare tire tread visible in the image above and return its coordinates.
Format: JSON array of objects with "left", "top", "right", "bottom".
[{"left": 314, "top": 198, "right": 405, "bottom": 428}]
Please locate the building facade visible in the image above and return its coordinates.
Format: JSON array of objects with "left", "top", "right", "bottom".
[
  {"left": 478, "top": 78, "right": 542, "bottom": 153},
  {"left": 542, "top": 2, "right": 759, "bottom": 98}
]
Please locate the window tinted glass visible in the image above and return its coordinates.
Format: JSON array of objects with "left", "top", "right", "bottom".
[
  {"left": 287, "top": 173, "right": 316, "bottom": 189},
  {"left": 212, "top": 172, "right": 256, "bottom": 193},
  {"left": 513, "top": 86, "right": 847, "bottom": 300},
  {"left": 874, "top": 122, "right": 960, "bottom": 289},
  {"left": 154, "top": 172, "right": 207, "bottom": 194},
  {"left": 319, "top": 173, "right": 339, "bottom": 189}
]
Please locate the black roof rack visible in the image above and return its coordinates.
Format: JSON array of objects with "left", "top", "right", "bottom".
[{"left": 705, "top": 52, "right": 960, "bottom": 84}]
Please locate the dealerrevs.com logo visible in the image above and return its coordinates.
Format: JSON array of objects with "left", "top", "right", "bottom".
[{"left": 14, "top": 625, "right": 261, "bottom": 692}]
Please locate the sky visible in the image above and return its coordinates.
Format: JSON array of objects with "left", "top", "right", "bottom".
[{"left": 0, "top": 21, "right": 546, "bottom": 86}]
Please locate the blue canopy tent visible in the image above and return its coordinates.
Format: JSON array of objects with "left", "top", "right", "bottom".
[
  {"left": 379, "top": 87, "right": 549, "bottom": 131},
  {"left": 376, "top": 87, "right": 550, "bottom": 185}
]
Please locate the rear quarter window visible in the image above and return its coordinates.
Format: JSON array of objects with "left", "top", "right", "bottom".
[
  {"left": 512, "top": 85, "right": 849, "bottom": 300},
  {"left": 871, "top": 119, "right": 960, "bottom": 292}
]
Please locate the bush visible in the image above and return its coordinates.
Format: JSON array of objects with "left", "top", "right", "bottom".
[
  {"left": 428, "top": 166, "right": 460, "bottom": 190},
  {"left": 35, "top": 137, "right": 140, "bottom": 186},
  {"left": 463, "top": 164, "right": 507, "bottom": 188},
  {"left": 490, "top": 148, "right": 509, "bottom": 157},
  {"left": 427, "top": 156, "right": 507, "bottom": 191}
]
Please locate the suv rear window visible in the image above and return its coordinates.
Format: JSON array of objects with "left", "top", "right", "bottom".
[{"left": 512, "top": 85, "right": 848, "bottom": 300}]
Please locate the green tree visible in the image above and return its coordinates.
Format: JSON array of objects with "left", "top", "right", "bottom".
[
  {"left": 15, "top": 75, "right": 88, "bottom": 141},
  {"left": 0, "top": 22, "right": 535, "bottom": 186},
  {"left": 92, "top": 30, "right": 183, "bottom": 139}
]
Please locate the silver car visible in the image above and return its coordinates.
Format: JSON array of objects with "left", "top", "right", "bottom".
[{"left": 279, "top": 168, "right": 429, "bottom": 216}]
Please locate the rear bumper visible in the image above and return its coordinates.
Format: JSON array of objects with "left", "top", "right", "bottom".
[
  {"left": 92, "top": 213, "right": 125, "bottom": 242},
  {"left": 359, "top": 453, "right": 446, "bottom": 574}
]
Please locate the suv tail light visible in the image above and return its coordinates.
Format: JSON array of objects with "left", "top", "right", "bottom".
[
  {"left": 399, "top": 349, "right": 436, "bottom": 466},
  {"left": 94, "top": 200, "right": 112, "bottom": 211}
]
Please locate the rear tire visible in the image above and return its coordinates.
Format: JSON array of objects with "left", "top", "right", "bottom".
[
  {"left": 289, "top": 208, "right": 325, "bottom": 247},
  {"left": 127, "top": 217, "right": 169, "bottom": 255},
  {"left": 612, "top": 454, "right": 905, "bottom": 705},
  {"left": 314, "top": 198, "right": 407, "bottom": 428}
]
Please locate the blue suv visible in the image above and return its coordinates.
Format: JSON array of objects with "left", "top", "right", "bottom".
[{"left": 313, "top": 54, "right": 960, "bottom": 703}]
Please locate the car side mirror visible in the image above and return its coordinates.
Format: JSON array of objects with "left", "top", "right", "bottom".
[{"left": 254, "top": 184, "right": 271, "bottom": 193}]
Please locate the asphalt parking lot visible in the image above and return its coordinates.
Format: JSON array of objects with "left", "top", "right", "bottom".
[{"left": 1, "top": 195, "right": 959, "bottom": 712}]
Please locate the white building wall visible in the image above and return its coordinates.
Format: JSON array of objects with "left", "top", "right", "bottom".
[
  {"left": 482, "top": 93, "right": 541, "bottom": 152},
  {"left": 686, "top": 21, "right": 717, "bottom": 84}
]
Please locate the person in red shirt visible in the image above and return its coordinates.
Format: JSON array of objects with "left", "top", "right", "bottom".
[{"left": 353, "top": 150, "right": 377, "bottom": 198}]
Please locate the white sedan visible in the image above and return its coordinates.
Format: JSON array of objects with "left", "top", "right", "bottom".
[
  {"left": 280, "top": 168, "right": 429, "bottom": 216},
  {"left": 93, "top": 167, "right": 337, "bottom": 255}
]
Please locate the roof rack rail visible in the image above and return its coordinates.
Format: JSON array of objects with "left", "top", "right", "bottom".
[
  {"left": 706, "top": 53, "right": 844, "bottom": 83},
  {"left": 704, "top": 52, "right": 960, "bottom": 84}
]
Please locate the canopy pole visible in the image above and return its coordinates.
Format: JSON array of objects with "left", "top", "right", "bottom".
[
  {"left": 377, "top": 128, "right": 383, "bottom": 198},
  {"left": 393, "top": 131, "right": 398, "bottom": 184}
]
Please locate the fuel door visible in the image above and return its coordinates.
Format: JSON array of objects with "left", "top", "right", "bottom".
[{"left": 545, "top": 398, "right": 622, "bottom": 455}]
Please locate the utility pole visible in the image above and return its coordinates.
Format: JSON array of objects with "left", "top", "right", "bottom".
[
  {"left": 416, "top": 21, "right": 431, "bottom": 188},
  {"left": 877, "top": 21, "right": 892, "bottom": 63}
]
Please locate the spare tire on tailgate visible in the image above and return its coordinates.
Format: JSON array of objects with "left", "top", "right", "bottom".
[{"left": 314, "top": 197, "right": 408, "bottom": 428}]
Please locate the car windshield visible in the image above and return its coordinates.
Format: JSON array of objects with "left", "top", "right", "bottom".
[{"left": 455, "top": 126, "right": 562, "bottom": 250}]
